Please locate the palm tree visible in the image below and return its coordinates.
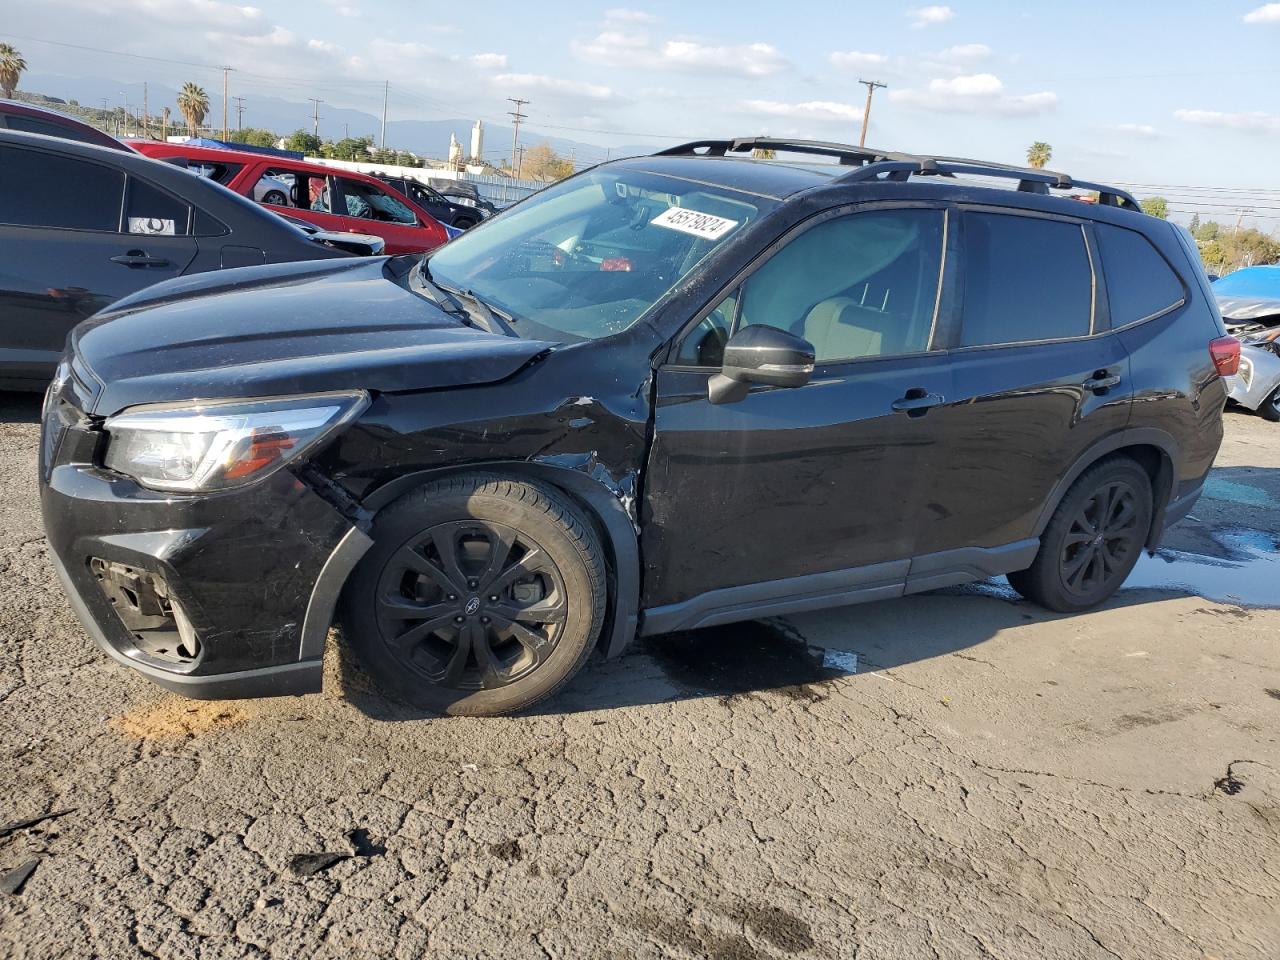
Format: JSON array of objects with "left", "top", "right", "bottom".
[
  {"left": 0, "top": 44, "right": 27, "bottom": 99},
  {"left": 176, "top": 82, "right": 209, "bottom": 138},
  {"left": 161, "top": 106, "right": 171, "bottom": 140},
  {"left": 1026, "top": 141, "right": 1052, "bottom": 169}
]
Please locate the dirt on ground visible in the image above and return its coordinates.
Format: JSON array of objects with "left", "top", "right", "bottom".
[{"left": 0, "top": 391, "right": 1277, "bottom": 959}]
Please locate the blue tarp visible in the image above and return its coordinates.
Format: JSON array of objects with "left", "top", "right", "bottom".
[
  {"left": 1212, "top": 265, "right": 1280, "bottom": 297},
  {"left": 182, "top": 137, "right": 303, "bottom": 160}
]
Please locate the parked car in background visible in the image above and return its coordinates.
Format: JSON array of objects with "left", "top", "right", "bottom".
[
  {"left": 376, "top": 174, "right": 495, "bottom": 229},
  {"left": 41, "top": 137, "right": 1231, "bottom": 717},
  {"left": 129, "top": 141, "right": 449, "bottom": 254},
  {"left": 1211, "top": 265, "right": 1280, "bottom": 332},
  {"left": 0, "top": 130, "right": 382, "bottom": 389},
  {"left": 0, "top": 99, "right": 132, "bottom": 151},
  {"left": 1223, "top": 322, "right": 1280, "bottom": 421}
]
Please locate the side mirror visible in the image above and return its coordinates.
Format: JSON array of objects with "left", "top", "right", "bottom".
[{"left": 708, "top": 324, "right": 816, "bottom": 405}]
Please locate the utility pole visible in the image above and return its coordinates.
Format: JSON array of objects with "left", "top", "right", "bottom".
[
  {"left": 517, "top": 144, "right": 526, "bottom": 179},
  {"left": 857, "top": 79, "right": 887, "bottom": 148},
  {"left": 142, "top": 82, "right": 149, "bottom": 139},
  {"left": 507, "top": 97, "right": 529, "bottom": 176},
  {"left": 233, "top": 96, "right": 245, "bottom": 131},
  {"left": 221, "top": 66, "right": 233, "bottom": 140},
  {"left": 380, "top": 80, "right": 389, "bottom": 149},
  {"left": 308, "top": 98, "right": 323, "bottom": 138}
]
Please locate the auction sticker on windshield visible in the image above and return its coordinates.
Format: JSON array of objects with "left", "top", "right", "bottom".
[{"left": 651, "top": 206, "right": 738, "bottom": 240}]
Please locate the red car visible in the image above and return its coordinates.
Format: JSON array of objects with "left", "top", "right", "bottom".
[
  {"left": 0, "top": 99, "right": 131, "bottom": 151},
  {"left": 129, "top": 141, "right": 448, "bottom": 254}
]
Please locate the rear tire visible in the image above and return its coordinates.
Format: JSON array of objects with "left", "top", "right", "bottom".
[
  {"left": 262, "top": 189, "right": 287, "bottom": 206},
  {"left": 340, "top": 474, "right": 607, "bottom": 716},
  {"left": 453, "top": 217, "right": 478, "bottom": 230},
  {"left": 1007, "top": 457, "right": 1153, "bottom": 613},
  {"left": 1259, "top": 386, "right": 1280, "bottom": 422}
]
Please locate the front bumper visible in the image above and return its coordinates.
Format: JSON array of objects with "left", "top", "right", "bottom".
[
  {"left": 1225, "top": 346, "right": 1280, "bottom": 410},
  {"left": 40, "top": 392, "right": 370, "bottom": 700}
]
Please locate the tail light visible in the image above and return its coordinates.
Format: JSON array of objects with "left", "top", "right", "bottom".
[{"left": 1209, "top": 336, "right": 1241, "bottom": 377}]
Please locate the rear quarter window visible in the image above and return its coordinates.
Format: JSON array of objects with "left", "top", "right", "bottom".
[
  {"left": 959, "top": 211, "right": 1094, "bottom": 347},
  {"left": 0, "top": 144, "right": 124, "bottom": 231},
  {"left": 1095, "top": 223, "right": 1185, "bottom": 326}
]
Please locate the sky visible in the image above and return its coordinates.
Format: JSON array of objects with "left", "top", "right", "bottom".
[{"left": 6, "top": 0, "right": 1280, "bottom": 226}]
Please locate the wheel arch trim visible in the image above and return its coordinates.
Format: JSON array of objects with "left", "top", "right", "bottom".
[
  {"left": 1032, "top": 427, "right": 1180, "bottom": 549},
  {"left": 348, "top": 462, "right": 640, "bottom": 660}
]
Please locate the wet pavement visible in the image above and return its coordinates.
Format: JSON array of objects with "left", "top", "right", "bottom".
[{"left": 1, "top": 396, "right": 1279, "bottom": 959}]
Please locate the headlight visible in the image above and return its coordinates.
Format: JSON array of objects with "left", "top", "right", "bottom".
[{"left": 103, "top": 392, "right": 368, "bottom": 492}]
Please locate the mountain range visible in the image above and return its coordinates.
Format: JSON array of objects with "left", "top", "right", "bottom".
[{"left": 23, "top": 73, "right": 657, "bottom": 167}]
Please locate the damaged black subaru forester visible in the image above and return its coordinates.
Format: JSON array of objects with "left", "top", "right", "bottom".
[{"left": 40, "top": 138, "right": 1235, "bottom": 716}]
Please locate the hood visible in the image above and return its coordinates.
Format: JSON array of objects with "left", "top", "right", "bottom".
[
  {"left": 70, "top": 257, "right": 553, "bottom": 415},
  {"left": 1216, "top": 295, "right": 1280, "bottom": 323}
]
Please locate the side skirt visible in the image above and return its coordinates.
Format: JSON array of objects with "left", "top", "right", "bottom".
[{"left": 638, "top": 539, "right": 1040, "bottom": 636}]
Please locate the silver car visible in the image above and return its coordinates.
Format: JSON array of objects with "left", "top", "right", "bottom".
[{"left": 1224, "top": 325, "right": 1280, "bottom": 422}]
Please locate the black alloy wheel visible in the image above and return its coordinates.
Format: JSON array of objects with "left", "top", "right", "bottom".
[
  {"left": 375, "top": 519, "right": 567, "bottom": 691},
  {"left": 342, "top": 474, "right": 607, "bottom": 716},
  {"left": 1057, "top": 479, "right": 1142, "bottom": 600},
  {"left": 1260, "top": 386, "right": 1280, "bottom": 422},
  {"left": 1008, "top": 457, "right": 1153, "bottom": 612}
]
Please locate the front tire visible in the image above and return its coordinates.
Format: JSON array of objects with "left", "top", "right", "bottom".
[
  {"left": 262, "top": 189, "right": 287, "bottom": 206},
  {"left": 1008, "top": 457, "right": 1153, "bottom": 613},
  {"left": 1259, "top": 386, "right": 1280, "bottom": 422},
  {"left": 341, "top": 474, "right": 607, "bottom": 716}
]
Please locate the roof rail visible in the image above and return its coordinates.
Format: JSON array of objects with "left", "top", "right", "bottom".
[{"left": 653, "top": 136, "right": 1141, "bottom": 212}]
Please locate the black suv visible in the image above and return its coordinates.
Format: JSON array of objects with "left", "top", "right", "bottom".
[{"left": 40, "top": 138, "right": 1235, "bottom": 716}]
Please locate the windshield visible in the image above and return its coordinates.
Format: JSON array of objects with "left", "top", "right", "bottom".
[{"left": 425, "top": 168, "right": 769, "bottom": 339}]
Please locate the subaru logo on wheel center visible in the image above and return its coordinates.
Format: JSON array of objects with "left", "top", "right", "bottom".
[{"left": 464, "top": 596, "right": 481, "bottom": 616}]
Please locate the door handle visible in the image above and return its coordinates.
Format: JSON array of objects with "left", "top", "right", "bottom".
[
  {"left": 1082, "top": 372, "right": 1121, "bottom": 393},
  {"left": 891, "top": 390, "right": 946, "bottom": 416},
  {"left": 110, "top": 253, "right": 170, "bottom": 267}
]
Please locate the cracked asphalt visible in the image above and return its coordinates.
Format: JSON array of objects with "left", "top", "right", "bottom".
[{"left": 1, "top": 391, "right": 1278, "bottom": 959}]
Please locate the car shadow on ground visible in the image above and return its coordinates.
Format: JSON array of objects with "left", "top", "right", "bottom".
[
  {"left": 330, "top": 586, "right": 1202, "bottom": 721},
  {"left": 0, "top": 392, "right": 42, "bottom": 424}
]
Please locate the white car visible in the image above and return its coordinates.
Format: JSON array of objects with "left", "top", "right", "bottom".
[{"left": 1225, "top": 325, "right": 1280, "bottom": 422}]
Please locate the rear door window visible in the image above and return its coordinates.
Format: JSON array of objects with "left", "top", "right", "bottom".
[
  {"left": 959, "top": 211, "right": 1094, "bottom": 347},
  {"left": 0, "top": 145, "right": 124, "bottom": 231},
  {"left": 1095, "top": 223, "right": 1185, "bottom": 326},
  {"left": 124, "top": 176, "right": 192, "bottom": 236}
]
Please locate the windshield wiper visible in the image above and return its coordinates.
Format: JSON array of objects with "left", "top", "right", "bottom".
[{"left": 457, "top": 289, "right": 519, "bottom": 338}]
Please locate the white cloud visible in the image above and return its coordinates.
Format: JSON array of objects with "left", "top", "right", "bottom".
[
  {"left": 1109, "top": 122, "right": 1162, "bottom": 138},
  {"left": 572, "top": 30, "right": 787, "bottom": 76},
  {"left": 1174, "top": 108, "right": 1280, "bottom": 133},
  {"left": 909, "top": 5, "right": 955, "bottom": 28},
  {"left": 938, "top": 43, "right": 991, "bottom": 62},
  {"left": 744, "top": 99, "right": 863, "bottom": 122},
  {"left": 662, "top": 40, "right": 786, "bottom": 76},
  {"left": 605, "top": 7, "right": 655, "bottom": 22},
  {"left": 828, "top": 50, "right": 889, "bottom": 70},
  {"left": 493, "top": 73, "right": 616, "bottom": 101},
  {"left": 128, "top": 0, "right": 264, "bottom": 31},
  {"left": 1243, "top": 3, "right": 1280, "bottom": 23},
  {"left": 891, "top": 73, "right": 1057, "bottom": 115},
  {"left": 469, "top": 52, "right": 508, "bottom": 69}
]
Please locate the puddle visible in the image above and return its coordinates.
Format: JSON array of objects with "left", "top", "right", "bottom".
[
  {"left": 644, "top": 620, "right": 858, "bottom": 698},
  {"left": 1122, "top": 528, "right": 1280, "bottom": 608},
  {"left": 1202, "top": 477, "right": 1272, "bottom": 509},
  {"left": 111, "top": 697, "right": 250, "bottom": 739},
  {"left": 946, "top": 527, "right": 1280, "bottom": 609}
]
